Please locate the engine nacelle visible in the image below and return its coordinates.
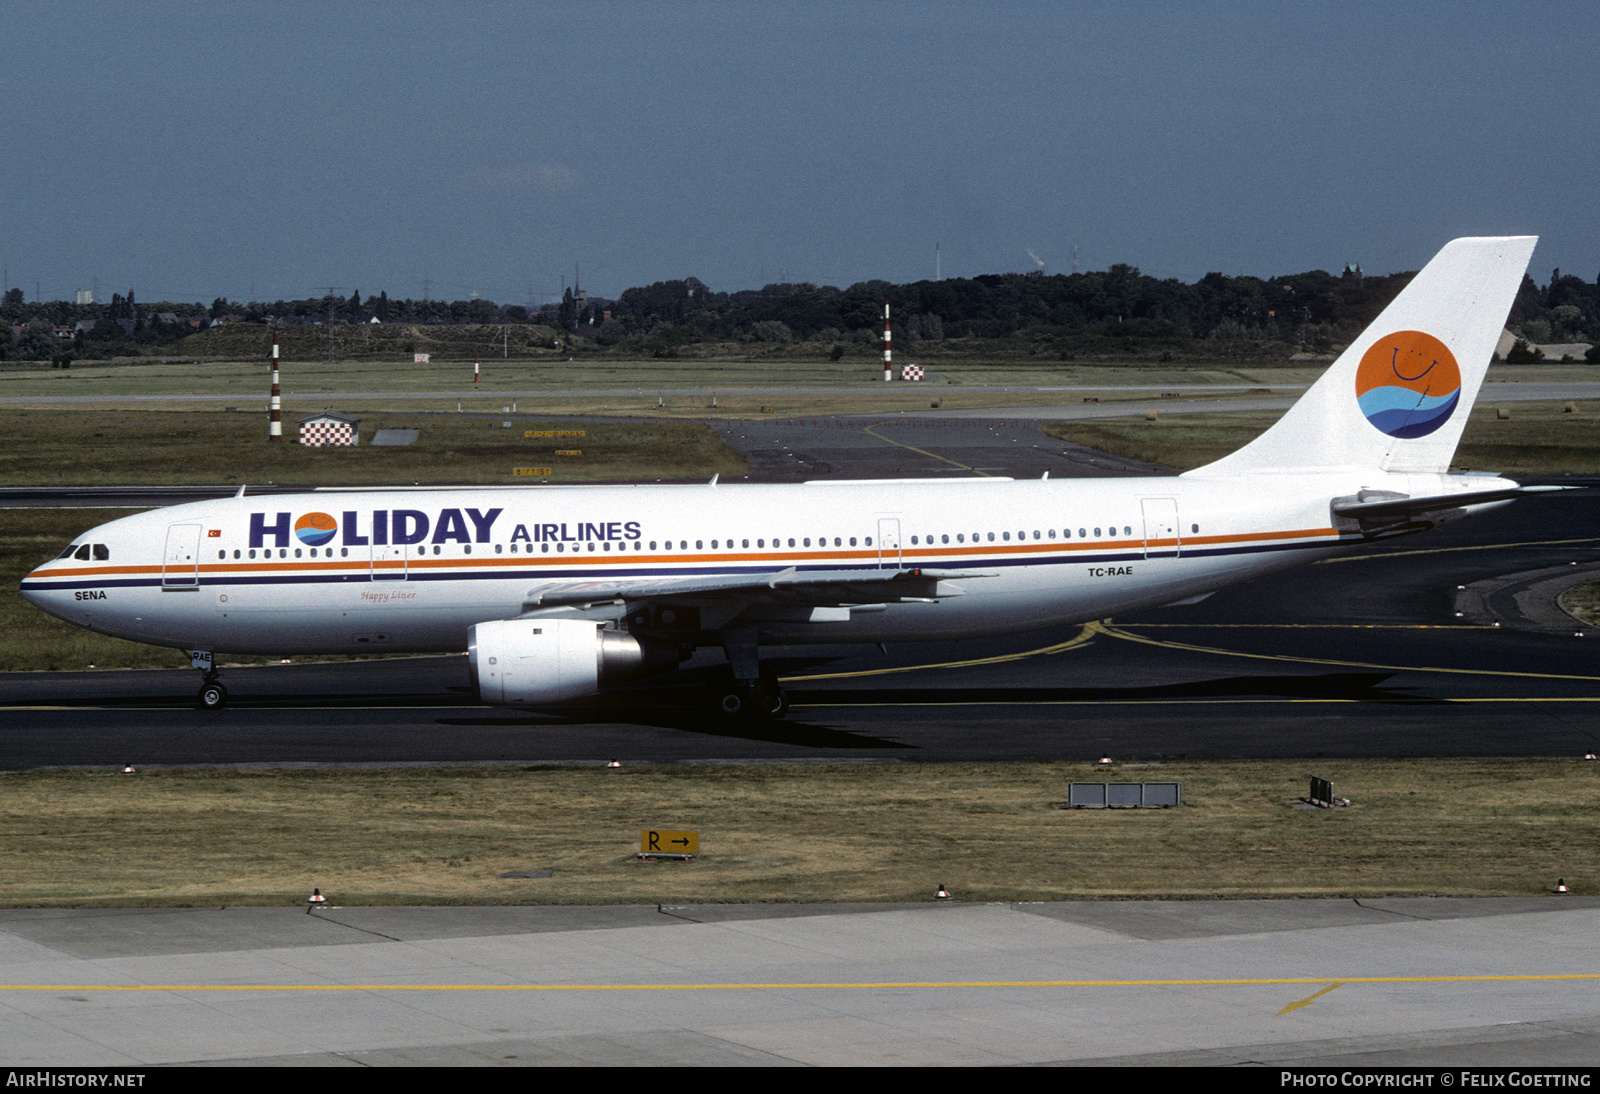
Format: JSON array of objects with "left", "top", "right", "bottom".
[{"left": 468, "top": 618, "right": 678, "bottom": 705}]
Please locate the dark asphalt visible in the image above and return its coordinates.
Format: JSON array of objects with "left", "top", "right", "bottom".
[{"left": 2, "top": 418, "right": 1597, "bottom": 767}]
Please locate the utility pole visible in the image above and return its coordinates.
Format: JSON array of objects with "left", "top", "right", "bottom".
[{"left": 312, "top": 286, "right": 345, "bottom": 364}]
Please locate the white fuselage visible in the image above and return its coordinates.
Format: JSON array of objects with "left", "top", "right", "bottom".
[{"left": 19, "top": 470, "right": 1503, "bottom": 656}]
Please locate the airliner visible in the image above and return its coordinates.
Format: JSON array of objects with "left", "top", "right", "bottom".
[{"left": 21, "top": 236, "right": 1545, "bottom": 716}]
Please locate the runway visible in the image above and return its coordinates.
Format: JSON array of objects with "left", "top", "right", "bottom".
[{"left": 5, "top": 897, "right": 1599, "bottom": 1066}]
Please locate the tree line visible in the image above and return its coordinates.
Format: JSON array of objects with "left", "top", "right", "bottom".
[{"left": 4, "top": 260, "right": 1597, "bottom": 362}]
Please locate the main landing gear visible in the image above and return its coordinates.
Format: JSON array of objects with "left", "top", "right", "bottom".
[
  {"left": 717, "top": 627, "right": 789, "bottom": 719},
  {"left": 716, "top": 674, "right": 789, "bottom": 719},
  {"left": 191, "top": 650, "right": 228, "bottom": 710}
]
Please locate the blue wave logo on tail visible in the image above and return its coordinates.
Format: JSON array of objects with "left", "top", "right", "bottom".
[{"left": 1355, "top": 331, "right": 1462, "bottom": 439}]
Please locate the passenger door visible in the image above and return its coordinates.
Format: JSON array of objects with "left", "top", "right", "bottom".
[
  {"left": 162, "top": 523, "right": 202, "bottom": 588},
  {"left": 1140, "top": 498, "right": 1181, "bottom": 559}
]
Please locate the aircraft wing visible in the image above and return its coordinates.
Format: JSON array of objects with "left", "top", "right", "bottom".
[{"left": 521, "top": 566, "right": 991, "bottom": 612}]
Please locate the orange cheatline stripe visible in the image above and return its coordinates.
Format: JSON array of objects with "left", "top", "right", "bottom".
[{"left": 28, "top": 525, "right": 1350, "bottom": 582}]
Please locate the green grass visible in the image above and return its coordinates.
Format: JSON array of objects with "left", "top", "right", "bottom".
[
  {"left": 0, "top": 760, "right": 1592, "bottom": 906},
  {"left": 0, "top": 409, "right": 745, "bottom": 486},
  {"left": 1043, "top": 401, "right": 1600, "bottom": 476},
  {"left": 1558, "top": 581, "right": 1600, "bottom": 627}
]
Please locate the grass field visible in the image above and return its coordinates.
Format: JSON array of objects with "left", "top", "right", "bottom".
[
  {"left": 1559, "top": 582, "right": 1600, "bottom": 626},
  {"left": 0, "top": 760, "right": 1591, "bottom": 906},
  {"left": 0, "top": 409, "right": 745, "bottom": 487},
  {"left": 1043, "top": 401, "right": 1600, "bottom": 476}
]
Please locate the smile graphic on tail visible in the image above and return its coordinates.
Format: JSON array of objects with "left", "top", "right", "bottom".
[{"left": 1354, "top": 330, "right": 1462, "bottom": 439}]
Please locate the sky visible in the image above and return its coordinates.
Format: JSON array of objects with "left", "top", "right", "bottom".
[{"left": 2, "top": 1, "right": 1596, "bottom": 307}]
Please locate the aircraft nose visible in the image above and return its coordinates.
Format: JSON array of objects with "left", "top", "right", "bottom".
[{"left": 20, "top": 562, "right": 71, "bottom": 618}]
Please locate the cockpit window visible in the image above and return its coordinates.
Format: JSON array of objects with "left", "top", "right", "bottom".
[
  {"left": 58, "top": 545, "right": 79, "bottom": 559},
  {"left": 74, "top": 544, "right": 92, "bottom": 561},
  {"left": 93, "top": 544, "right": 109, "bottom": 561}
]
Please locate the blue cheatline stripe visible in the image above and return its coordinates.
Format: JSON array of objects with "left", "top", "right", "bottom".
[{"left": 20, "top": 535, "right": 1352, "bottom": 594}]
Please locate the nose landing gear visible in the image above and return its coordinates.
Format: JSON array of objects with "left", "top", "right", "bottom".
[{"left": 191, "top": 650, "right": 228, "bottom": 710}]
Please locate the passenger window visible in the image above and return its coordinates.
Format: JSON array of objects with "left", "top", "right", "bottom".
[
  {"left": 495, "top": 544, "right": 503, "bottom": 554},
  {"left": 234, "top": 550, "right": 241, "bottom": 559},
  {"left": 941, "top": 535, "right": 949, "bottom": 544},
  {"left": 986, "top": 533, "right": 994, "bottom": 542},
  {"left": 295, "top": 549, "right": 302, "bottom": 558},
  {"left": 1192, "top": 524, "right": 1199, "bottom": 533},
  {"left": 341, "top": 548, "right": 348, "bottom": 557},
  {"left": 695, "top": 540, "right": 703, "bottom": 550},
  {"left": 865, "top": 537, "right": 872, "bottom": 546},
  {"left": 249, "top": 549, "right": 256, "bottom": 559},
  {"left": 1094, "top": 528, "right": 1101, "bottom": 537},
  {"left": 1002, "top": 532, "right": 1010, "bottom": 541},
  {"left": 957, "top": 534, "right": 964, "bottom": 543},
  {"left": 1079, "top": 528, "right": 1086, "bottom": 538},
  {"left": 742, "top": 539, "right": 749, "bottom": 548},
  {"left": 542, "top": 544, "right": 550, "bottom": 553},
  {"left": 850, "top": 537, "right": 858, "bottom": 546},
  {"left": 218, "top": 551, "right": 225, "bottom": 560}
]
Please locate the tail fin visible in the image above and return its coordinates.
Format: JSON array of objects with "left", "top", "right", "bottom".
[{"left": 1187, "top": 236, "right": 1537, "bottom": 477}]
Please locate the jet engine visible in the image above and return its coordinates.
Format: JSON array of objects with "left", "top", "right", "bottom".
[{"left": 468, "top": 618, "right": 679, "bottom": 705}]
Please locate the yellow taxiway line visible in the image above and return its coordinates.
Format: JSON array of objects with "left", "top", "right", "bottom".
[{"left": 3, "top": 973, "right": 1597, "bottom": 993}]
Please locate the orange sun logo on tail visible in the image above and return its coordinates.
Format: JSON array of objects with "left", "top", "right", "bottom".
[{"left": 1354, "top": 330, "right": 1461, "bottom": 439}]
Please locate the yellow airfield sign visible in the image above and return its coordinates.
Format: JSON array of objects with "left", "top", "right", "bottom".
[{"left": 641, "top": 830, "right": 699, "bottom": 855}]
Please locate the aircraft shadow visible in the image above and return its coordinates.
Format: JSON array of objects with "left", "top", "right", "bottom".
[
  {"left": 435, "top": 703, "right": 914, "bottom": 750},
  {"left": 789, "top": 671, "right": 1438, "bottom": 707},
  {"left": 432, "top": 670, "right": 1434, "bottom": 751}
]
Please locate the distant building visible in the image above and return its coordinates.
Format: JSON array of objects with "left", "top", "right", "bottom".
[
  {"left": 684, "top": 276, "right": 709, "bottom": 297},
  {"left": 75, "top": 289, "right": 94, "bottom": 305}
]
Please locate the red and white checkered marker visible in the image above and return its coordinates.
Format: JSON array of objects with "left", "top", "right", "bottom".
[
  {"left": 901, "top": 364, "right": 924, "bottom": 381},
  {"left": 299, "top": 420, "right": 357, "bottom": 447}
]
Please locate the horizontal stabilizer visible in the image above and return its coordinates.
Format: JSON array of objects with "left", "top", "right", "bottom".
[{"left": 1331, "top": 484, "right": 1568, "bottom": 523}]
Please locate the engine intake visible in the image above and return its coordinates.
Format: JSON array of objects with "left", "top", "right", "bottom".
[{"left": 469, "top": 618, "right": 679, "bottom": 705}]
